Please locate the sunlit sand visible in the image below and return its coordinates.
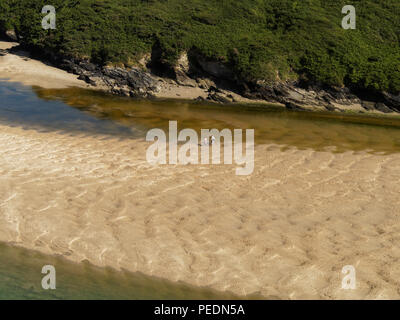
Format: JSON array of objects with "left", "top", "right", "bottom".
[
  {"left": 0, "top": 122, "right": 399, "bottom": 299},
  {"left": 0, "top": 42, "right": 88, "bottom": 89}
]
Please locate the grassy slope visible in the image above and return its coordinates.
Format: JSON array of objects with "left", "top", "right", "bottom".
[{"left": 1, "top": 0, "right": 399, "bottom": 93}]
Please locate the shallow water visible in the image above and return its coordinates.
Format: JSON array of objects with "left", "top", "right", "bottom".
[
  {"left": 2, "top": 82, "right": 400, "bottom": 153},
  {"left": 0, "top": 242, "right": 248, "bottom": 300},
  {"left": 34, "top": 86, "right": 400, "bottom": 154},
  {"left": 1, "top": 81, "right": 400, "bottom": 299}
]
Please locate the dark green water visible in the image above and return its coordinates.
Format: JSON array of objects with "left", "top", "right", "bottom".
[{"left": 1, "top": 80, "right": 400, "bottom": 299}]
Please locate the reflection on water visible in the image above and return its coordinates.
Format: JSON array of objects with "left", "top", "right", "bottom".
[
  {"left": 33, "top": 86, "right": 400, "bottom": 154},
  {"left": 0, "top": 81, "right": 134, "bottom": 137},
  {"left": 0, "top": 242, "right": 250, "bottom": 300},
  {"left": 1, "top": 81, "right": 400, "bottom": 154}
]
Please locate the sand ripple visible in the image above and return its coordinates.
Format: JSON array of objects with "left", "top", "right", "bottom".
[{"left": 0, "top": 124, "right": 400, "bottom": 299}]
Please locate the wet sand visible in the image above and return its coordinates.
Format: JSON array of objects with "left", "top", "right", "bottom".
[{"left": 0, "top": 123, "right": 399, "bottom": 299}]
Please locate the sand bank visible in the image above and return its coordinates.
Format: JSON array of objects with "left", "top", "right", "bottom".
[
  {"left": 0, "top": 123, "right": 399, "bottom": 299},
  {"left": 0, "top": 41, "right": 89, "bottom": 89}
]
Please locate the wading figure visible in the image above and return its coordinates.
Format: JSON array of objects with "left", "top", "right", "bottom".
[{"left": 210, "top": 135, "right": 216, "bottom": 145}]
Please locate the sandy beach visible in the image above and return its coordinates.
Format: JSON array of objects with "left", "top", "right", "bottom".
[
  {"left": 1, "top": 40, "right": 400, "bottom": 299},
  {"left": 0, "top": 42, "right": 89, "bottom": 89}
]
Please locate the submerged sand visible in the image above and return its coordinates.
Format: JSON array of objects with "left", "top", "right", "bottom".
[{"left": 0, "top": 123, "right": 399, "bottom": 299}]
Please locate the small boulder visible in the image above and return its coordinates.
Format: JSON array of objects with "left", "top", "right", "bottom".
[
  {"left": 375, "top": 103, "right": 393, "bottom": 113},
  {"left": 207, "top": 92, "right": 232, "bottom": 104}
]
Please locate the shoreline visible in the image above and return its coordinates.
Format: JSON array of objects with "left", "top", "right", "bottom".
[
  {"left": 0, "top": 41, "right": 278, "bottom": 107},
  {"left": 1, "top": 40, "right": 399, "bottom": 116}
]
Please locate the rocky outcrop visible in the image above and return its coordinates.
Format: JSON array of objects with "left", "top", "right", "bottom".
[
  {"left": 59, "top": 58, "right": 161, "bottom": 98},
  {"left": 244, "top": 81, "right": 356, "bottom": 111},
  {"left": 7, "top": 39, "right": 398, "bottom": 113},
  {"left": 164, "top": 50, "right": 400, "bottom": 113},
  {"left": 382, "top": 92, "right": 400, "bottom": 112},
  {"left": 173, "top": 53, "right": 197, "bottom": 87},
  {"left": 165, "top": 49, "right": 400, "bottom": 113},
  {"left": 241, "top": 80, "right": 400, "bottom": 113},
  {"left": 194, "top": 56, "right": 234, "bottom": 80}
]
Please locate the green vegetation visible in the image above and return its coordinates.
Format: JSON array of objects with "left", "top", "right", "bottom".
[{"left": 1, "top": 0, "right": 399, "bottom": 93}]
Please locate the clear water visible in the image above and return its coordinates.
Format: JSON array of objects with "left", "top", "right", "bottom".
[{"left": 0, "top": 242, "right": 249, "bottom": 300}]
